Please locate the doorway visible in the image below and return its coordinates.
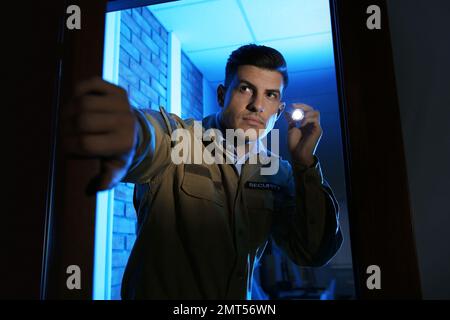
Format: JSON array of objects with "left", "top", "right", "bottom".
[{"left": 95, "top": 0, "right": 355, "bottom": 300}]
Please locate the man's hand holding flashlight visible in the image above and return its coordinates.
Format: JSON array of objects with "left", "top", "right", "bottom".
[{"left": 284, "top": 103, "right": 323, "bottom": 167}]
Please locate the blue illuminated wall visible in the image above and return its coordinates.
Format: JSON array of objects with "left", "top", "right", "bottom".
[
  {"left": 181, "top": 52, "right": 203, "bottom": 120},
  {"left": 112, "top": 6, "right": 169, "bottom": 300}
]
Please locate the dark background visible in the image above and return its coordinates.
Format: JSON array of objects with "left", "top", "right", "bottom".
[{"left": 387, "top": 0, "right": 450, "bottom": 299}]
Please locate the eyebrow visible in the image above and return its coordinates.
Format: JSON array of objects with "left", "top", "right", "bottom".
[{"left": 238, "top": 79, "right": 281, "bottom": 95}]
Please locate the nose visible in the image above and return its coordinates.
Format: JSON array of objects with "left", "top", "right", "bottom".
[{"left": 247, "top": 93, "right": 265, "bottom": 113}]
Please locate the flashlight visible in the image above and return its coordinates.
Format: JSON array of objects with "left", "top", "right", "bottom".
[{"left": 291, "top": 109, "right": 304, "bottom": 121}]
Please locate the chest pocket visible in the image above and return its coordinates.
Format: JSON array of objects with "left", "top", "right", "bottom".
[{"left": 181, "top": 164, "right": 225, "bottom": 207}]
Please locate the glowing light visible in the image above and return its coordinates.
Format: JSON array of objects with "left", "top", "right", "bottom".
[{"left": 291, "top": 109, "right": 304, "bottom": 121}]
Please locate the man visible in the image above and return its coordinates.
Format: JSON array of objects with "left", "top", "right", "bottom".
[{"left": 63, "top": 44, "right": 343, "bottom": 299}]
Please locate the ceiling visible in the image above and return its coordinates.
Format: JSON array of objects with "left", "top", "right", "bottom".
[{"left": 148, "top": 0, "right": 336, "bottom": 101}]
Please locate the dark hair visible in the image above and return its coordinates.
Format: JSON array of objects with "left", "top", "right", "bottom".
[{"left": 224, "top": 44, "right": 288, "bottom": 88}]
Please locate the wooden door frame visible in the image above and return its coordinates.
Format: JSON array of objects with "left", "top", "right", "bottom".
[
  {"left": 42, "top": 0, "right": 422, "bottom": 299},
  {"left": 330, "top": 0, "right": 421, "bottom": 298},
  {"left": 43, "top": 0, "right": 108, "bottom": 299}
]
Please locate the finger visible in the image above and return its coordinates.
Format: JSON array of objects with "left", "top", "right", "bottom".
[
  {"left": 301, "top": 110, "right": 320, "bottom": 121},
  {"left": 68, "top": 112, "right": 131, "bottom": 135},
  {"left": 62, "top": 132, "right": 133, "bottom": 157},
  {"left": 299, "top": 117, "right": 320, "bottom": 129},
  {"left": 87, "top": 156, "right": 129, "bottom": 194},
  {"left": 97, "top": 158, "right": 127, "bottom": 191},
  {"left": 61, "top": 102, "right": 129, "bottom": 137},
  {"left": 87, "top": 162, "right": 116, "bottom": 193},
  {"left": 73, "top": 77, "right": 126, "bottom": 98},
  {"left": 62, "top": 96, "right": 129, "bottom": 125},
  {"left": 283, "top": 110, "right": 298, "bottom": 130},
  {"left": 291, "top": 103, "right": 314, "bottom": 111},
  {"left": 284, "top": 109, "right": 319, "bottom": 130}
]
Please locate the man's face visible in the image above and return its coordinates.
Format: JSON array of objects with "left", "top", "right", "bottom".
[{"left": 217, "top": 65, "right": 284, "bottom": 141}]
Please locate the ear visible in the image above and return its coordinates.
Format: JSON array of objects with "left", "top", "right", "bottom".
[
  {"left": 276, "top": 102, "right": 286, "bottom": 120},
  {"left": 217, "top": 84, "right": 226, "bottom": 108}
]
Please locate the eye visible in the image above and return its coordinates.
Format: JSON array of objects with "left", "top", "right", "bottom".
[
  {"left": 239, "top": 85, "right": 252, "bottom": 94},
  {"left": 267, "top": 92, "right": 279, "bottom": 99}
]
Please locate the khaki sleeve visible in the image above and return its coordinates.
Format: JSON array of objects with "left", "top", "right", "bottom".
[
  {"left": 121, "top": 107, "right": 174, "bottom": 184},
  {"left": 271, "top": 155, "right": 343, "bottom": 267}
]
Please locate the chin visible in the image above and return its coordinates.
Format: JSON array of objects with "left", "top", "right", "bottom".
[
  {"left": 240, "top": 125, "right": 265, "bottom": 141},
  {"left": 244, "top": 132, "right": 259, "bottom": 142}
]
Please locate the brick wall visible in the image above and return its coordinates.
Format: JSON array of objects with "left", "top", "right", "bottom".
[
  {"left": 111, "top": 6, "right": 204, "bottom": 299},
  {"left": 181, "top": 52, "right": 203, "bottom": 120},
  {"left": 111, "top": 6, "right": 169, "bottom": 300},
  {"left": 111, "top": 182, "right": 136, "bottom": 295},
  {"left": 119, "top": 7, "right": 168, "bottom": 110}
]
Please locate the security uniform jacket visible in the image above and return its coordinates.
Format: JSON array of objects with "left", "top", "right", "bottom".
[{"left": 120, "top": 106, "right": 343, "bottom": 299}]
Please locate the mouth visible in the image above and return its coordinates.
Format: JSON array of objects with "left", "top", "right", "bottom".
[{"left": 242, "top": 116, "right": 264, "bottom": 127}]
